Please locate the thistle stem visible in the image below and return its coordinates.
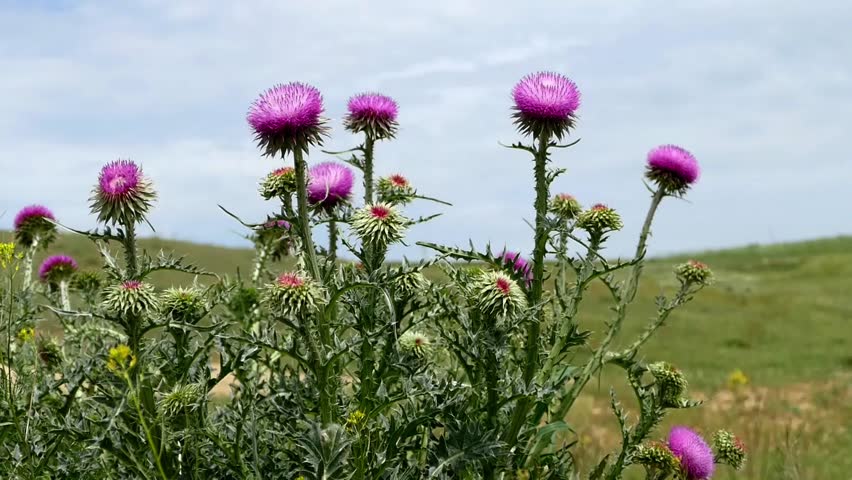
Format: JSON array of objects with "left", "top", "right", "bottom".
[
  {"left": 363, "top": 135, "right": 375, "bottom": 204},
  {"left": 59, "top": 280, "right": 71, "bottom": 311},
  {"left": 21, "top": 236, "right": 39, "bottom": 292},
  {"left": 293, "top": 149, "right": 321, "bottom": 283},
  {"left": 123, "top": 222, "right": 138, "bottom": 279},
  {"left": 328, "top": 218, "right": 338, "bottom": 263},
  {"left": 251, "top": 243, "right": 270, "bottom": 285}
]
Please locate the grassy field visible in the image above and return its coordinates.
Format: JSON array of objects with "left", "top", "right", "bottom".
[{"left": 3, "top": 231, "right": 850, "bottom": 479}]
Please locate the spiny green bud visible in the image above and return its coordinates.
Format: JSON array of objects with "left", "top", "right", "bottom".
[
  {"left": 263, "top": 272, "right": 324, "bottom": 316},
  {"left": 649, "top": 361, "right": 689, "bottom": 407},
  {"left": 71, "top": 270, "right": 103, "bottom": 294},
  {"left": 674, "top": 259, "right": 713, "bottom": 286},
  {"left": 632, "top": 442, "right": 681, "bottom": 473},
  {"left": 377, "top": 174, "right": 415, "bottom": 205},
  {"left": 713, "top": 430, "right": 746, "bottom": 470},
  {"left": 576, "top": 204, "right": 623, "bottom": 234},
  {"left": 102, "top": 280, "right": 158, "bottom": 317},
  {"left": 259, "top": 167, "right": 297, "bottom": 200},
  {"left": 351, "top": 203, "right": 408, "bottom": 247},
  {"left": 399, "top": 330, "right": 432, "bottom": 357},
  {"left": 160, "top": 287, "right": 205, "bottom": 324},
  {"left": 471, "top": 271, "right": 527, "bottom": 318},
  {"left": 392, "top": 270, "right": 428, "bottom": 298},
  {"left": 158, "top": 383, "right": 204, "bottom": 418},
  {"left": 550, "top": 193, "right": 582, "bottom": 220}
]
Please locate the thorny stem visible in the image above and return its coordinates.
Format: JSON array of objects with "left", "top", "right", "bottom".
[
  {"left": 293, "top": 149, "right": 322, "bottom": 283},
  {"left": 250, "top": 242, "right": 270, "bottom": 285},
  {"left": 123, "top": 222, "right": 138, "bottom": 279},
  {"left": 21, "top": 236, "right": 39, "bottom": 292},
  {"left": 59, "top": 280, "right": 71, "bottom": 311},
  {"left": 363, "top": 135, "right": 375, "bottom": 204},
  {"left": 328, "top": 218, "right": 338, "bottom": 263},
  {"left": 127, "top": 374, "right": 169, "bottom": 480}
]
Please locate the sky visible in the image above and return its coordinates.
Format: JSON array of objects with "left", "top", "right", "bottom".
[{"left": 1, "top": 0, "right": 850, "bottom": 261}]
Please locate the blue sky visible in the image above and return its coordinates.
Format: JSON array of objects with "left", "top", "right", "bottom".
[{"left": 1, "top": 0, "right": 850, "bottom": 260}]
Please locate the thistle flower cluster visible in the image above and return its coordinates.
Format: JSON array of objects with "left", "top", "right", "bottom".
[
  {"left": 550, "top": 193, "right": 582, "bottom": 220},
  {"left": 102, "top": 280, "right": 159, "bottom": 317},
  {"left": 259, "top": 167, "right": 297, "bottom": 199},
  {"left": 91, "top": 160, "right": 156, "bottom": 226},
  {"left": 38, "top": 255, "right": 78, "bottom": 284},
  {"left": 160, "top": 287, "right": 205, "bottom": 324},
  {"left": 675, "top": 260, "right": 713, "bottom": 286},
  {"left": 646, "top": 145, "right": 700, "bottom": 195},
  {"left": 512, "top": 71, "right": 581, "bottom": 140},
  {"left": 247, "top": 82, "right": 328, "bottom": 157},
  {"left": 668, "top": 426, "right": 715, "bottom": 480},
  {"left": 351, "top": 203, "right": 408, "bottom": 247},
  {"left": 471, "top": 271, "right": 527, "bottom": 318},
  {"left": 344, "top": 92, "right": 399, "bottom": 139},
  {"left": 377, "top": 174, "right": 415, "bottom": 205},
  {"left": 263, "top": 272, "right": 324, "bottom": 316},
  {"left": 13, "top": 205, "right": 56, "bottom": 247},
  {"left": 649, "top": 361, "right": 689, "bottom": 407},
  {"left": 712, "top": 430, "right": 747, "bottom": 470},
  {"left": 307, "top": 162, "right": 354, "bottom": 210},
  {"left": 399, "top": 330, "right": 431, "bottom": 357},
  {"left": 576, "top": 204, "right": 623, "bottom": 235}
]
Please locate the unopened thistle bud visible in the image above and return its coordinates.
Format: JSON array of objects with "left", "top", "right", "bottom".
[
  {"left": 263, "top": 272, "right": 324, "bottom": 316},
  {"left": 646, "top": 145, "right": 699, "bottom": 196},
  {"left": 160, "top": 287, "right": 205, "bottom": 324},
  {"left": 649, "top": 361, "right": 689, "bottom": 407},
  {"left": 576, "top": 204, "right": 623, "bottom": 235},
  {"left": 344, "top": 92, "right": 399, "bottom": 140},
  {"left": 377, "top": 174, "right": 415, "bottom": 205},
  {"left": 675, "top": 260, "right": 713, "bottom": 286},
  {"left": 512, "top": 71, "right": 581, "bottom": 141},
  {"left": 632, "top": 442, "right": 681, "bottom": 474},
  {"left": 107, "top": 344, "right": 137, "bottom": 374},
  {"left": 38, "top": 255, "right": 78, "bottom": 284},
  {"left": 247, "top": 82, "right": 329, "bottom": 157},
  {"left": 712, "top": 430, "right": 746, "bottom": 470},
  {"left": 550, "top": 193, "right": 582, "bottom": 220},
  {"left": 259, "top": 167, "right": 297, "bottom": 199},
  {"left": 71, "top": 270, "right": 103, "bottom": 295},
  {"left": 91, "top": 160, "right": 157, "bottom": 226},
  {"left": 102, "top": 280, "right": 158, "bottom": 317},
  {"left": 256, "top": 219, "right": 292, "bottom": 258},
  {"left": 351, "top": 203, "right": 408, "bottom": 247},
  {"left": 399, "top": 330, "right": 432, "bottom": 357},
  {"left": 158, "top": 383, "right": 204, "bottom": 418},
  {"left": 392, "top": 270, "right": 428, "bottom": 298},
  {"left": 13, "top": 205, "right": 56, "bottom": 247},
  {"left": 472, "top": 271, "right": 527, "bottom": 318}
]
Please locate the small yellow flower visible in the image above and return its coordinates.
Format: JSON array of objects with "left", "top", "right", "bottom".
[
  {"left": 345, "top": 409, "right": 366, "bottom": 431},
  {"left": 107, "top": 344, "right": 137, "bottom": 374},
  {"left": 0, "top": 242, "right": 17, "bottom": 269},
  {"left": 727, "top": 369, "right": 749, "bottom": 388},
  {"left": 16, "top": 327, "right": 35, "bottom": 343}
]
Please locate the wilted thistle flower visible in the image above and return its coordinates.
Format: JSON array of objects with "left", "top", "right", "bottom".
[
  {"left": 392, "top": 270, "right": 428, "bottom": 298},
  {"left": 103, "top": 280, "right": 158, "bottom": 317},
  {"left": 472, "top": 271, "right": 527, "bottom": 318},
  {"left": 307, "top": 162, "right": 355, "bottom": 210},
  {"left": 500, "top": 250, "right": 533, "bottom": 287},
  {"left": 158, "top": 383, "right": 204, "bottom": 418},
  {"left": 377, "top": 174, "right": 415, "bottom": 204},
  {"left": 512, "top": 71, "right": 581, "bottom": 140},
  {"left": 13, "top": 205, "right": 56, "bottom": 247},
  {"left": 649, "top": 361, "right": 689, "bottom": 407},
  {"left": 263, "top": 272, "right": 324, "bottom": 316},
  {"left": 674, "top": 260, "right": 713, "bottom": 286},
  {"left": 91, "top": 159, "right": 156, "bottom": 226},
  {"left": 646, "top": 145, "right": 699, "bottom": 195},
  {"left": 107, "top": 344, "right": 137, "bottom": 374},
  {"left": 16, "top": 327, "right": 35, "bottom": 343},
  {"left": 550, "top": 193, "right": 582, "bottom": 220},
  {"left": 38, "top": 255, "right": 78, "bottom": 284},
  {"left": 399, "top": 330, "right": 431, "bottom": 357},
  {"left": 712, "top": 430, "right": 747, "bottom": 470},
  {"left": 344, "top": 92, "right": 399, "bottom": 139},
  {"left": 259, "top": 167, "right": 297, "bottom": 199},
  {"left": 576, "top": 204, "right": 623, "bottom": 235},
  {"left": 247, "top": 82, "right": 328, "bottom": 157},
  {"left": 632, "top": 442, "right": 681, "bottom": 474},
  {"left": 351, "top": 203, "right": 408, "bottom": 247},
  {"left": 160, "top": 287, "right": 205, "bottom": 324},
  {"left": 668, "top": 426, "right": 715, "bottom": 480}
]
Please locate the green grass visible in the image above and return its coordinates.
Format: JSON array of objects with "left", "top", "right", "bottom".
[{"left": 4, "top": 231, "right": 851, "bottom": 479}]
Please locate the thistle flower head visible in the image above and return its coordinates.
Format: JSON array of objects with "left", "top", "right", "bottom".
[
  {"left": 472, "top": 271, "right": 527, "bottom": 318},
  {"left": 392, "top": 270, "right": 428, "bottom": 298},
  {"left": 712, "top": 430, "right": 747, "bottom": 470},
  {"left": 674, "top": 260, "right": 713, "bottom": 286},
  {"left": 551, "top": 193, "right": 582, "bottom": 220},
  {"left": 344, "top": 92, "right": 399, "bottom": 139},
  {"left": 247, "top": 82, "right": 328, "bottom": 157},
  {"left": 351, "top": 203, "right": 409, "bottom": 247},
  {"left": 259, "top": 167, "right": 297, "bottom": 199},
  {"left": 377, "top": 174, "right": 415, "bottom": 205},
  {"left": 91, "top": 160, "right": 156, "bottom": 226},
  {"left": 307, "top": 162, "right": 355, "bottom": 209},
  {"left": 668, "top": 426, "right": 715, "bottom": 479},
  {"left": 646, "top": 145, "right": 699, "bottom": 195},
  {"left": 38, "top": 255, "right": 78, "bottom": 284},
  {"left": 13, "top": 205, "right": 56, "bottom": 247},
  {"left": 632, "top": 442, "right": 681, "bottom": 474},
  {"left": 399, "top": 330, "right": 432, "bottom": 357},
  {"left": 576, "top": 204, "right": 623, "bottom": 235},
  {"left": 102, "top": 280, "right": 158, "bottom": 317},
  {"left": 263, "top": 272, "right": 324, "bottom": 317},
  {"left": 160, "top": 287, "right": 205, "bottom": 324},
  {"left": 649, "top": 361, "right": 689, "bottom": 407},
  {"left": 107, "top": 344, "right": 137, "bottom": 374},
  {"left": 158, "top": 383, "right": 204, "bottom": 418},
  {"left": 500, "top": 250, "right": 533, "bottom": 287},
  {"left": 512, "top": 72, "right": 581, "bottom": 140}
]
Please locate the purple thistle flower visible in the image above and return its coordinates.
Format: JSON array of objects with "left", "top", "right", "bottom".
[
  {"left": 646, "top": 145, "right": 700, "bottom": 193},
  {"left": 247, "top": 82, "right": 328, "bottom": 156},
  {"left": 13, "top": 205, "right": 55, "bottom": 231},
  {"left": 13, "top": 205, "right": 56, "bottom": 247},
  {"left": 98, "top": 160, "right": 142, "bottom": 200},
  {"left": 668, "top": 426, "right": 715, "bottom": 479},
  {"left": 512, "top": 72, "right": 580, "bottom": 140},
  {"left": 91, "top": 160, "right": 156, "bottom": 225},
  {"left": 307, "top": 162, "right": 355, "bottom": 209},
  {"left": 38, "top": 255, "right": 78, "bottom": 282},
  {"left": 344, "top": 92, "right": 400, "bottom": 139},
  {"left": 500, "top": 250, "right": 533, "bottom": 287}
]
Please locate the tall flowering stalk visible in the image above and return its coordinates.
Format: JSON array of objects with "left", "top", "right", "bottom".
[
  {"left": 38, "top": 255, "right": 78, "bottom": 310},
  {"left": 308, "top": 161, "right": 354, "bottom": 261},
  {"left": 344, "top": 92, "right": 399, "bottom": 204}
]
